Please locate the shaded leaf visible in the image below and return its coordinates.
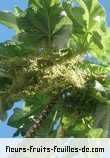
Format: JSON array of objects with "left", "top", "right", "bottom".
[{"left": 91, "top": 31, "right": 103, "bottom": 49}]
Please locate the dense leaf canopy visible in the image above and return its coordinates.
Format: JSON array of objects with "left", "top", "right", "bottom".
[{"left": 0, "top": 0, "right": 110, "bottom": 138}]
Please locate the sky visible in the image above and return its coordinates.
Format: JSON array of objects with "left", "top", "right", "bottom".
[{"left": 0, "top": 0, "right": 110, "bottom": 137}]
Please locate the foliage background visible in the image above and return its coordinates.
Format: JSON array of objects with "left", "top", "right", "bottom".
[
  {"left": 0, "top": 0, "right": 28, "bottom": 137},
  {"left": 0, "top": 0, "right": 110, "bottom": 137}
]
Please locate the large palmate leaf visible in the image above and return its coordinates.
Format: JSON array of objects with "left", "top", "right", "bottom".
[
  {"left": 76, "top": 0, "right": 106, "bottom": 32},
  {"left": 89, "top": 29, "right": 110, "bottom": 66},
  {"left": 62, "top": 0, "right": 107, "bottom": 54},
  {"left": 63, "top": 1, "right": 86, "bottom": 35},
  {"left": 15, "top": 0, "right": 68, "bottom": 50}
]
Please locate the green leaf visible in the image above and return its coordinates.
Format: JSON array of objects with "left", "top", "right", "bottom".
[
  {"left": 91, "top": 31, "right": 103, "bottom": 49},
  {"left": 14, "top": 6, "right": 24, "bottom": 17},
  {"left": 0, "top": 0, "right": 110, "bottom": 139},
  {"left": 0, "top": 11, "right": 18, "bottom": 31},
  {"left": 8, "top": 93, "right": 50, "bottom": 129},
  {"left": 76, "top": 0, "right": 106, "bottom": 32},
  {"left": 63, "top": 1, "right": 86, "bottom": 34},
  {"left": 28, "top": 0, "right": 59, "bottom": 7},
  {"left": 0, "top": 41, "right": 35, "bottom": 57},
  {"left": 53, "top": 25, "right": 72, "bottom": 49},
  {"left": 16, "top": 1, "right": 63, "bottom": 49},
  {"left": 7, "top": 106, "right": 27, "bottom": 128},
  {"left": 87, "top": 128, "right": 104, "bottom": 138},
  {"left": 8, "top": 108, "right": 27, "bottom": 128}
]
